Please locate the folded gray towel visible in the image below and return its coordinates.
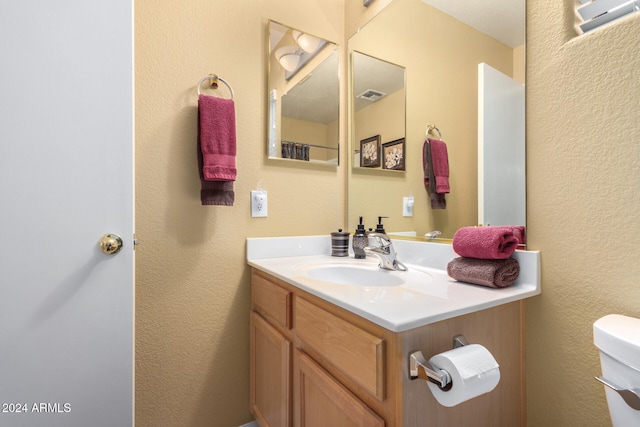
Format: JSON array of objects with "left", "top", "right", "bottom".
[{"left": 447, "top": 257, "right": 520, "bottom": 288}]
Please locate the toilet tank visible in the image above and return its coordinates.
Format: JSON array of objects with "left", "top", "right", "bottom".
[
  {"left": 594, "top": 314, "right": 640, "bottom": 368},
  {"left": 594, "top": 314, "right": 640, "bottom": 427}
]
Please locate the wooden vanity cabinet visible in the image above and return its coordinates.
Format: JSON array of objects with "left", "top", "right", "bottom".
[
  {"left": 250, "top": 269, "right": 525, "bottom": 427},
  {"left": 250, "top": 273, "right": 293, "bottom": 427},
  {"left": 294, "top": 349, "right": 385, "bottom": 427}
]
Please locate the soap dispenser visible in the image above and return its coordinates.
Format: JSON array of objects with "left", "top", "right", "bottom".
[
  {"left": 375, "top": 216, "right": 388, "bottom": 234},
  {"left": 352, "top": 216, "right": 368, "bottom": 259}
]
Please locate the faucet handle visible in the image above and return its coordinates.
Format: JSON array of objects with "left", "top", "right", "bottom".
[
  {"left": 364, "top": 232, "right": 408, "bottom": 271},
  {"left": 368, "top": 232, "right": 392, "bottom": 247}
]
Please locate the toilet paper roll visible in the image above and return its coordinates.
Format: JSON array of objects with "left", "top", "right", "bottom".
[{"left": 427, "top": 344, "right": 500, "bottom": 407}]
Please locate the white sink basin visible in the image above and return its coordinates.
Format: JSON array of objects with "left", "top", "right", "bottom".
[
  {"left": 295, "top": 258, "right": 432, "bottom": 287},
  {"left": 306, "top": 265, "right": 406, "bottom": 287}
]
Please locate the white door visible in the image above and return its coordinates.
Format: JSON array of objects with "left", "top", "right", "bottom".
[
  {"left": 0, "top": 2, "right": 134, "bottom": 426},
  {"left": 478, "top": 63, "right": 526, "bottom": 227}
]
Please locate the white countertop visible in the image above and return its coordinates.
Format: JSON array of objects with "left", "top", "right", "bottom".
[{"left": 247, "top": 236, "right": 540, "bottom": 332}]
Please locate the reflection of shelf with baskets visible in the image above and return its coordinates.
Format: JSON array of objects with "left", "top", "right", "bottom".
[{"left": 281, "top": 140, "right": 339, "bottom": 162}]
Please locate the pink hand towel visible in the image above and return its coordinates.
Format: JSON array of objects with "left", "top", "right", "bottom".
[
  {"left": 428, "top": 138, "right": 449, "bottom": 194},
  {"left": 447, "top": 257, "right": 520, "bottom": 288},
  {"left": 198, "top": 94, "right": 237, "bottom": 181},
  {"left": 452, "top": 226, "right": 519, "bottom": 259},
  {"left": 197, "top": 140, "right": 234, "bottom": 205}
]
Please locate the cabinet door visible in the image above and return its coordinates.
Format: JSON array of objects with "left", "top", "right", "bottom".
[
  {"left": 294, "top": 350, "right": 384, "bottom": 427},
  {"left": 252, "top": 272, "right": 292, "bottom": 331},
  {"left": 251, "top": 312, "right": 291, "bottom": 427},
  {"left": 296, "top": 297, "right": 385, "bottom": 400}
]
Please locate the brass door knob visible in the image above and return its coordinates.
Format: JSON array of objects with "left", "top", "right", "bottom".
[{"left": 99, "top": 233, "right": 123, "bottom": 255}]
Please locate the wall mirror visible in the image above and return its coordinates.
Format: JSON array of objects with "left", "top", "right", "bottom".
[
  {"left": 351, "top": 51, "right": 406, "bottom": 170},
  {"left": 347, "top": 0, "right": 525, "bottom": 240},
  {"left": 268, "top": 20, "right": 340, "bottom": 166}
]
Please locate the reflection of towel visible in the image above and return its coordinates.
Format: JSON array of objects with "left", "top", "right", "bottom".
[
  {"left": 447, "top": 257, "right": 520, "bottom": 288},
  {"left": 197, "top": 95, "right": 236, "bottom": 206},
  {"left": 428, "top": 138, "right": 449, "bottom": 193},
  {"left": 423, "top": 140, "right": 446, "bottom": 209},
  {"left": 199, "top": 94, "right": 237, "bottom": 181},
  {"left": 452, "top": 226, "right": 519, "bottom": 259},
  {"left": 510, "top": 226, "right": 526, "bottom": 245},
  {"left": 423, "top": 140, "right": 430, "bottom": 187}
]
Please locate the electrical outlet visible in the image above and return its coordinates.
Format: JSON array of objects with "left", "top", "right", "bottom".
[
  {"left": 403, "top": 196, "right": 414, "bottom": 217},
  {"left": 251, "top": 190, "right": 268, "bottom": 217}
]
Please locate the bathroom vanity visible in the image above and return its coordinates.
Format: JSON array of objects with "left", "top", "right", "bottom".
[{"left": 248, "top": 236, "right": 540, "bottom": 427}]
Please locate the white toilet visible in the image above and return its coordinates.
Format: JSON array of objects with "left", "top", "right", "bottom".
[{"left": 594, "top": 314, "right": 640, "bottom": 426}]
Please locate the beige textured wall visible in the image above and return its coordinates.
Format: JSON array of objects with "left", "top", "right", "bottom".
[
  {"left": 134, "top": 0, "right": 640, "bottom": 424},
  {"left": 134, "top": 1, "right": 344, "bottom": 426},
  {"left": 526, "top": 3, "right": 640, "bottom": 426}
]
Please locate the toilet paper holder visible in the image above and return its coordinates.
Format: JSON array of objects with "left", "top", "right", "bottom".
[{"left": 409, "top": 334, "right": 469, "bottom": 390}]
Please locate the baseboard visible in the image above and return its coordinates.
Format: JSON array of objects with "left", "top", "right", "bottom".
[{"left": 239, "top": 422, "right": 258, "bottom": 427}]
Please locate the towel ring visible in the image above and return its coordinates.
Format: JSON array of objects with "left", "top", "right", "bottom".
[
  {"left": 197, "top": 74, "right": 235, "bottom": 99},
  {"left": 426, "top": 124, "right": 442, "bottom": 140}
]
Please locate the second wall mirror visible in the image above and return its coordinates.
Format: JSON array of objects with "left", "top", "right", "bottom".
[
  {"left": 351, "top": 51, "right": 406, "bottom": 171},
  {"left": 267, "top": 20, "right": 340, "bottom": 166},
  {"left": 347, "top": 0, "right": 525, "bottom": 240}
]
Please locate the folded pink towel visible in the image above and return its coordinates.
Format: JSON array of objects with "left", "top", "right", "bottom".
[
  {"left": 198, "top": 94, "right": 237, "bottom": 181},
  {"left": 428, "top": 138, "right": 449, "bottom": 194},
  {"left": 447, "top": 257, "right": 520, "bottom": 288},
  {"left": 453, "top": 226, "right": 519, "bottom": 259}
]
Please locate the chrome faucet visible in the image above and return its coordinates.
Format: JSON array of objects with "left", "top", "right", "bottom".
[{"left": 364, "top": 232, "right": 407, "bottom": 271}]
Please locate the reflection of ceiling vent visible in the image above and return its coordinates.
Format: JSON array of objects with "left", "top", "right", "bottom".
[{"left": 357, "top": 89, "right": 386, "bottom": 101}]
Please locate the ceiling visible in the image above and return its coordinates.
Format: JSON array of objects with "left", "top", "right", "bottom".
[{"left": 420, "top": 0, "right": 525, "bottom": 48}]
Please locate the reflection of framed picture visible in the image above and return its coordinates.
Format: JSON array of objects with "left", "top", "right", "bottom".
[
  {"left": 382, "top": 138, "right": 405, "bottom": 170},
  {"left": 360, "top": 135, "right": 381, "bottom": 167}
]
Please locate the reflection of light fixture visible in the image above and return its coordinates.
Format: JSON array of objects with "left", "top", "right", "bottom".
[
  {"left": 275, "top": 45, "right": 302, "bottom": 72},
  {"left": 292, "top": 30, "right": 323, "bottom": 53}
]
